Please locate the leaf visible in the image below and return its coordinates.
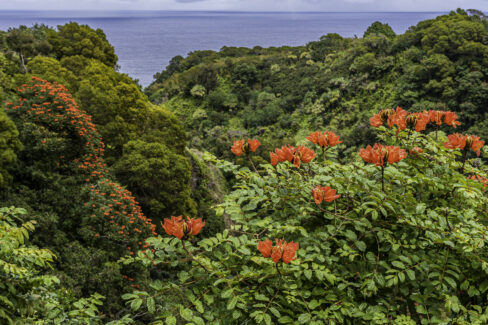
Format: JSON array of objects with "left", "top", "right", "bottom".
[
  {"left": 165, "top": 315, "right": 176, "bottom": 325},
  {"left": 309, "top": 300, "right": 320, "bottom": 310},
  {"left": 298, "top": 313, "right": 311, "bottom": 323},
  {"left": 406, "top": 269, "right": 415, "bottom": 281},
  {"left": 278, "top": 316, "right": 293, "bottom": 323},
  {"left": 147, "top": 297, "right": 155, "bottom": 314},
  {"left": 444, "top": 276, "right": 457, "bottom": 289},
  {"left": 304, "top": 269, "right": 312, "bottom": 280},
  {"left": 227, "top": 296, "right": 238, "bottom": 310},
  {"left": 130, "top": 298, "right": 142, "bottom": 311},
  {"left": 221, "top": 289, "right": 233, "bottom": 298},
  {"left": 264, "top": 313, "right": 272, "bottom": 325},
  {"left": 180, "top": 308, "right": 193, "bottom": 321},
  {"left": 255, "top": 293, "right": 269, "bottom": 301},
  {"left": 392, "top": 261, "right": 405, "bottom": 269},
  {"left": 269, "top": 307, "right": 281, "bottom": 318},
  {"left": 356, "top": 241, "right": 366, "bottom": 252}
]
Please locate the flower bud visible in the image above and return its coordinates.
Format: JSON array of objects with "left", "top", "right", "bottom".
[
  {"left": 380, "top": 109, "right": 395, "bottom": 122},
  {"left": 406, "top": 114, "right": 418, "bottom": 128}
]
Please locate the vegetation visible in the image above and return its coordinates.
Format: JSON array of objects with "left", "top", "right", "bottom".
[
  {"left": 146, "top": 9, "right": 488, "bottom": 162},
  {"left": 1, "top": 8, "right": 488, "bottom": 324}
]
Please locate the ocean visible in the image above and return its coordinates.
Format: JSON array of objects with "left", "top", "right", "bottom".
[{"left": 0, "top": 11, "right": 445, "bottom": 87}]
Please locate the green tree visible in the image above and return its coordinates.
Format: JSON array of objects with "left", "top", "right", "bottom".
[{"left": 47, "top": 22, "right": 117, "bottom": 67}]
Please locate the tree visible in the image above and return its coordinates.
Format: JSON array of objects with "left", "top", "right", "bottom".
[
  {"left": 47, "top": 22, "right": 117, "bottom": 67},
  {"left": 0, "top": 109, "right": 21, "bottom": 188},
  {"left": 363, "top": 21, "right": 396, "bottom": 39}
]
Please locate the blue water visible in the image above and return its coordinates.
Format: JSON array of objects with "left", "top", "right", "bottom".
[{"left": 0, "top": 11, "right": 445, "bottom": 86}]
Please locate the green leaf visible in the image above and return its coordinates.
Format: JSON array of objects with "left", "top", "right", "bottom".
[
  {"left": 269, "top": 307, "right": 281, "bottom": 318},
  {"left": 255, "top": 293, "right": 269, "bottom": 301},
  {"left": 309, "top": 300, "right": 320, "bottom": 310},
  {"left": 406, "top": 269, "right": 415, "bottom": 281},
  {"left": 278, "top": 316, "right": 293, "bottom": 323},
  {"left": 356, "top": 241, "right": 366, "bottom": 252},
  {"left": 180, "top": 308, "right": 193, "bottom": 321},
  {"left": 221, "top": 289, "right": 233, "bottom": 298},
  {"left": 392, "top": 261, "right": 405, "bottom": 269},
  {"left": 304, "top": 269, "right": 312, "bottom": 280},
  {"left": 227, "top": 296, "right": 238, "bottom": 310},
  {"left": 147, "top": 297, "right": 155, "bottom": 314},
  {"left": 130, "top": 298, "right": 143, "bottom": 311},
  {"left": 165, "top": 315, "right": 176, "bottom": 325},
  {"left": 298, "top": 313, "right": 311, "bottom": 323}
]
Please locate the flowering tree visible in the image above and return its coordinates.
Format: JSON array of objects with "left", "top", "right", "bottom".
[
  {"left": 121, "top": 108, "right": 488, "bottom": 324},
  {"left": 4, "top": 77, "right": 156, "bottom": 316}
]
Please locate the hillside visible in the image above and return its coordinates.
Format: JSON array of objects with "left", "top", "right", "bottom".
[{"left": 146, "top": 9, "right": 488, "bottom": 164}]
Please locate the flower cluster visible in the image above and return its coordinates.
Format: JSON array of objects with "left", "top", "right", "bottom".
[
  {"left": 257, "top": 239, "right": 299, "bottom": 264},
  {"left": 370, "top": 107, "right": 460, "bottom": 132},
  {"left": 312, "top": 186, "right": 340, "bottom": 205},
  {"left": 270, "top": 145, "right": 315, "bottom": 167},
  {"left": 468, "top": 174, "right": 488, "bottom": 189},
  {"left": 6, "top": 77, "right": 109, "bottom": 182},
  {"left": 87, "top": 179, "right": 157, "bottom": 241},
  {"left": 429, "top": 110, "right": 461, "bottom": 128},
  {"left": 8, "top": 77, "right": 157, "bottom": 253},
  {"left": 306, "top": 131, "right": 341, "bottom": 148},
  {"left": 359, "top": 144, "right": 407, "bottom": 167},
  {"left": 162, "top": 216, "right": 205, "bottom": 239},
  {"left": 443, "top": 133, "right": 484, "bottom": 156},
  {"left": 370, "top": 107, "right": 406, "bottom": 129},
  {"left": 231, "top": 139, "right": 261, "bottom": 156}
]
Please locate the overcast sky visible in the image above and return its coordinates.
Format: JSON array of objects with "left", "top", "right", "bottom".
[{"left": 0, "top": 0, "right": 486, "bottom": 12}]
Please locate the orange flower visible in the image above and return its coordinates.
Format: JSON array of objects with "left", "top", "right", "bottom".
[
  {"left": 468, "top": 175, "right": 488, "bottom": 188},
  {"left": 258, "top": 239, "right": 299, "bottom": 264},
  {"left": 409, "top": 147, "right": 424, "bottom": 155},
  {"left": 429, "top": 110, "right": 443, "bottom": 126},
  {"left": 257, "top": 239, "right": 272, "bottom": 258},
  {"left": 428, "top": 110, "right": 461, "bottom": 128},
  {"left": 443, "top": 111, "right": 461, "bottom": 128},
  {"left": 275, "top": 145, "right": 296, "bottom": 162},
  {"left": 444, "top": 133, "right": 485, "bottom": 156},
  {"left": 306, "top": 131, "right": 342, "bottom": 148},
  {"left": 312, "top": 186, "right": 340, "bottom": 205},
  {"left": 370, "top": 107, "right": 405, "bottom": 129},
  {"left": 359, "top": 144, "right": 407, "bottom": 167},
  {"left": 270, "top": 152, "right": 279, "bottom": 166},
  {"left": 162, "top": 216, "right": 205, "bottom": 239},
  {"left": 370, "top": 113, "right": 383, "bottom": 127},
  {"left": 406, "top": 111, "right": 429, "bottom": 132},
  {"left": 231, "top": 139, "right": 261, "bottom": 156},
  {"left": 270, "top": 145, "right": 315, "bottom": 167},
  {"left": 392, "top": 107, "right": 407, "bottom": 130},
  {"left": 295, "top": 146, "right": 316, "bottom": 167},
  {"left": 231, "top": 140, "right": 245, "bottom": 156}
]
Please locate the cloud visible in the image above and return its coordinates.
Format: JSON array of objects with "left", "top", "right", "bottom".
[{"left": 175, "top": 0, "right": 208, "bottom": 2}]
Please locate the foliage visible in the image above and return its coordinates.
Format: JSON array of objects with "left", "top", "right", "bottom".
[
  {"left": 0, "top": 206, "right": 123, "bottom": 325},
  {"left": 0, "top": 108, "right": 22, "bottom": 188},
  {"left": 147, "top": 10, "right": 488, "bottom": 164},
  {"left": 3, "top": 77, "right": 155, "bottom": 318},
  {"left": 123, "top": 109, "right": 488, "bottom": 324},
  {"left": 363, "top": 22, "right": 396, "bottom": 39},
  {"left": 47, "top": 22, "right": 117, "bottom": 68}
]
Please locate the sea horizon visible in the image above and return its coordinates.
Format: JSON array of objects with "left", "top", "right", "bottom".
[{"left": 0, "top": 10, "right": 447, "bottom": 86}]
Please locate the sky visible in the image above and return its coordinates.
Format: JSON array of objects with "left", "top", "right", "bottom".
[{"left": 0, "top": 0, "right": 486, "bottom": 12}]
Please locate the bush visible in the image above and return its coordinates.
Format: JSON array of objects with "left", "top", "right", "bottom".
[{"left": 123, "top": 109, "right": 488, "bottom": 324}]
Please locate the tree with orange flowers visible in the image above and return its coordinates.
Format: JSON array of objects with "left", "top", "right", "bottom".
[
  {"left": 122, "top": 106, "right": 488, "bottom": 324},
  {"left": 4, "top": 77, "right": 156, "bottom": 317}
]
